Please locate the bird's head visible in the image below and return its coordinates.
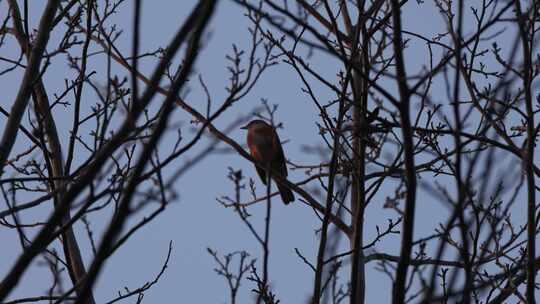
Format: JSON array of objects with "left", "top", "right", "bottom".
[{"left": 240, "top": 119, "right": 271, "bottom": 131}]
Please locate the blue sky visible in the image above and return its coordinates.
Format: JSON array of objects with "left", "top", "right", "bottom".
[{"left": 0, "top": 1, "right": 536, "bottom": 303}]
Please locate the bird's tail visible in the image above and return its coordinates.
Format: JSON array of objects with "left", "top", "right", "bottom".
[{"left": 277, "top": 183, "right": 295, "bottom": 204}]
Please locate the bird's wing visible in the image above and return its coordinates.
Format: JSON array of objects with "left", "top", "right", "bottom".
[{"left": 272, "top": 129, "right": 288, "bottom": 177}]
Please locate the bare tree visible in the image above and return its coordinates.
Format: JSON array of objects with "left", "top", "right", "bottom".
[{"left": 0, "top": 0, "right": 538, "bottom": 303}]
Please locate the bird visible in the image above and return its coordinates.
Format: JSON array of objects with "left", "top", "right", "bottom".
[{"left": 241, "top": 119, "right": 295, "bottom": 204}]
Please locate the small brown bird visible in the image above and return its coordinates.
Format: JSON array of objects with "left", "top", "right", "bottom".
[{"left": 241, "top": 120, "right": 295, "bottom": 204}]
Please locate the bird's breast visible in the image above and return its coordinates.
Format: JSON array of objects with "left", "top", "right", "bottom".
[{"left": 247, "top": 130, "right": 274, "bottom": 162}]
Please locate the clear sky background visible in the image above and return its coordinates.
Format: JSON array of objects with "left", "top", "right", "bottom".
[{"left": 0, "top": 1, "right": 536, "bottom": 303}]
